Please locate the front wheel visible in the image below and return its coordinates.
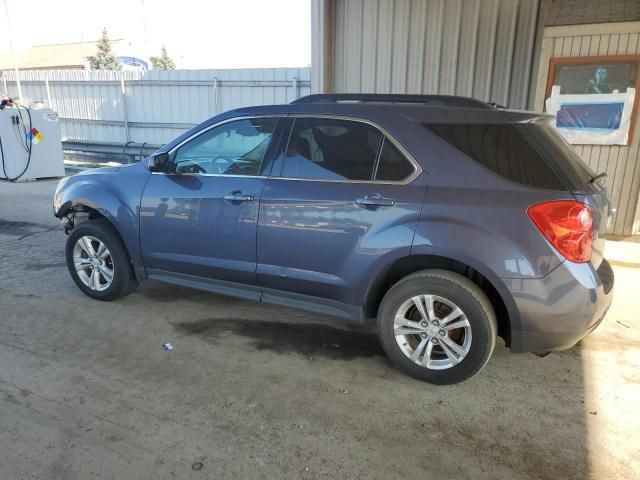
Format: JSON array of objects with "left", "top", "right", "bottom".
[
  {"left": 377, "top": 269, "right": 497, "bottom": 385},
  {"left": 65, "top": 220, "right": 138, "bottom": 301}
]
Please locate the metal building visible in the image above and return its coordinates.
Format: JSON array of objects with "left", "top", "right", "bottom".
[{"left": 312, "top": 0, "right": 640, "bottom": 236}]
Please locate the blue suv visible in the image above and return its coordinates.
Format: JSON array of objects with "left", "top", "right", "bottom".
[{"left": 53, "top": 94, "right": 614, "bottom": 384}]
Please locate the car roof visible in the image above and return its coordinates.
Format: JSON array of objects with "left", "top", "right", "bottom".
[
  {"left": 227, "top": 95, "right": 545, "bottom": 124},
  {"left": 291, "top": 94, "right": 494, "bottom": 108},
  {"left": 159, "top": 94, "right": 548, "bottom": 152}
]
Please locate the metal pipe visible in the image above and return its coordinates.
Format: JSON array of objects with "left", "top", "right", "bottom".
[
  {"left": 45, "top": 77, "right": 52, "bottom": 108},
  {"left": 57, "top": 117, "right": 197, "bottom": 129},
  {"left": 62, "top": 140, "right": 161, "bottom": 163},
  {"left": 10, "top": 79, "right": 311, "bottom": 88},
  {"left": 213, "top": 77, "right": 220, "bottom": 114},
  {"left": 3, "top": 0, "right": 22, "bottom": 102},
  {"left": 120, "top": 74, "right": 130, "bottom": 142}
]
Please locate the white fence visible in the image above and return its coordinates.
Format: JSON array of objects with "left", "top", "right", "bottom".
[{"left": 2, "top": 68, "right": 311, "bottom": 148}]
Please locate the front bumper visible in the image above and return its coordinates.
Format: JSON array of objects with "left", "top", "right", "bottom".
[{"left": 507, "top": 258, "right": 614, "bottom": 353}]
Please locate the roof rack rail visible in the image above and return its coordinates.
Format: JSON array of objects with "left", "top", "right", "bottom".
[{"left": 291, "top": 94, "right": 495, "bottom": 109}]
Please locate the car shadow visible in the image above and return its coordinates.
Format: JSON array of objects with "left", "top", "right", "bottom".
[
  {"left": 134, "top": 280, "right": 594, "bottom": 479},
  {"left": 172, "top": 316, "right": 385, "bottom": 360},
  {"left": 139, "top": 280, "right": 383, "bottom": 361}
]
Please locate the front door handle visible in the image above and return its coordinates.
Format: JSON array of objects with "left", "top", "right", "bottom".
[
  {"left": 356, "top": 194, "right": 395, "bottom": 208},
  {"left": 223, "top": 191, "right": 254, "bottom": 203}
]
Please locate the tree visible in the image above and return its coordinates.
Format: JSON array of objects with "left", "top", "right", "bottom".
[
  {"left": 150, "top": 46, "right": 176, "bottom": 70},
  {"left": 88, "top": 29, "right": 122, "bottom": 70}
]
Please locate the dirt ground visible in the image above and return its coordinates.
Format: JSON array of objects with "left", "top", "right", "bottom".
[{"left": 1, "top": 179, "right": 638, "bottom": 480}]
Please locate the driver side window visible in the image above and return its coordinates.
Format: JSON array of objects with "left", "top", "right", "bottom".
[{"left": 173, "top": 118, "right": 277, "bottom": 176}]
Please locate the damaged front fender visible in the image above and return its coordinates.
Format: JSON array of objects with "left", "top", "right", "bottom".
[{"left": 52, "top": 163, "right": 152, "bottom": 274}]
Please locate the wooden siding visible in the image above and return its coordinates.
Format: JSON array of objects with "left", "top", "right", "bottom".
[{"left": 534, "top": 22, "right": 640, "bottom": 235}]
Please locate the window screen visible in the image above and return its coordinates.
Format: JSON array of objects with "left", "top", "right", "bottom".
[
  {"left": 282, "top": 118, "right": 382, "bottom": 181},
  {"left": 423, "top": 123, "right": 566, "bottom": 190},
  {"left": 375, "top": 139, "right": 415, "bottom": 182}
]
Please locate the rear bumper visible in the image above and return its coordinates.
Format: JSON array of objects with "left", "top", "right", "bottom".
[{"left": 507, "top": 258, "right": 614, "bottom": 353}]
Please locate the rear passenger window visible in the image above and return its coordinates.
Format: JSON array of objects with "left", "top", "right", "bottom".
[
  {"left": 282, "top": 118, "right": 382, "bottom": 181},
  {"left": 375, "top": 139, "right": 415, "bottom": 182},
  {"left": 423, "top": 123, "right": 566, "bottom": 190}
]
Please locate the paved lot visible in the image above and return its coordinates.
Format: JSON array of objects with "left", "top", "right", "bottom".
[{"left": 1, "top": 178, "right": 639, "bottom": 480}]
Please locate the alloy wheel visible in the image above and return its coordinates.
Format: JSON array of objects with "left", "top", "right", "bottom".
[
  {"left": 393, "top": 294, "right": 472, "bottom": 370},
  {"left": 72, "top": 236, "right": 114, "bottom": 292}
]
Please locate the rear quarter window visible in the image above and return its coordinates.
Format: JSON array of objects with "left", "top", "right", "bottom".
[
  {"left": 518, "top": 123, "right": 597, "bottom": 193},
  {"left": 374, "top": 138, "right": 416, "bottom": 182},
  {"left": 423, "top": 123, "right": 566, "bottom": 191}
]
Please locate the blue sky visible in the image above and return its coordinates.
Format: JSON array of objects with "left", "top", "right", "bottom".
[{"left": 0, "top": 0, "right": 311, "bottom": 69}]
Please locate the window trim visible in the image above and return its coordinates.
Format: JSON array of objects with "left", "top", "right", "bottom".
[
  {"left": 150, "top": 115, "right": 286, "bottom": 178},
  {"left": 275, "top": 114, "right": 421, "bottom": 185},
  {"left": 150, "top": 114, "right": 422, "bottom": 184}
]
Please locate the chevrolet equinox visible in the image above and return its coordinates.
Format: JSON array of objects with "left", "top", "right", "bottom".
[{"left": 53, "top": 94, "right": 615, "bottom": 384}]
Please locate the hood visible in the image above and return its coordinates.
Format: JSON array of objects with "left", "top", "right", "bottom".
[{"left": 77, "top": 165, "right": 122, "bottom": 176}]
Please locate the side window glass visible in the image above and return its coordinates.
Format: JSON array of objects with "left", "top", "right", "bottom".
[
  {"left": 423, "top": 123, "right": 565, "bottom": 190},
  {"left": 281, "top": 118, "right": 381, "bottom": 181},
  {"left": 375, "top": 139, "right": 415, "bottom": 182},
  {"left": 174, "top": 118, "right": 277, "bottom": 175}
]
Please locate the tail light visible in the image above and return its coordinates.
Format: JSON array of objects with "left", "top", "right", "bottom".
[{"left": 527, "top": 200, "right": 593, "bottom": 263}]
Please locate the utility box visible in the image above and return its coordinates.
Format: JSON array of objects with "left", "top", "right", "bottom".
[{"left": 0, "top": 107, "right": 65, "bottom": 181}]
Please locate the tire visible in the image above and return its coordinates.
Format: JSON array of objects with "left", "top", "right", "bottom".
[
  {"left": 377, "top": 269, "right": 497, "bottom": 385},
  {"left": 65, "top": 220, "right": 138, "bottom": 301}
]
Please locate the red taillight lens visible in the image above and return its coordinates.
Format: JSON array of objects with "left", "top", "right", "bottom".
[{"left": 527, "top": 200, "right": 593, "bottom": 263}]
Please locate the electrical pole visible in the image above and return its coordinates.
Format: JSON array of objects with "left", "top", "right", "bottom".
[{"left": 2, "top": 0, "right": 22, "bottom": 102}]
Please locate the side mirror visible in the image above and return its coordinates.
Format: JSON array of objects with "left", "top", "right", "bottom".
[{"left": 148, "top": 153, "right": 173, "bottom": 173}]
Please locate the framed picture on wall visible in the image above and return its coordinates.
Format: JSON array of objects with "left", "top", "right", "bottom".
[{"left": 544, "top": 55, "right": 640, "bottom": 145}]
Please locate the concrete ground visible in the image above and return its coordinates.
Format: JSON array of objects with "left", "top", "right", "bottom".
[{"left": 0, "top": 178, "right": 639, "bottom": 480}]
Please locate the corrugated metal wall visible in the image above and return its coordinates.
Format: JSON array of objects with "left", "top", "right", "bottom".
[
  {"left": 533, "top": 22, "right": 640, "bottom": 235},
  {"left": 2, "top": 68, "right": 311, "bottom": 146},
  {"left": 330, "top": 0, "right": 539, "bottom": 109}
]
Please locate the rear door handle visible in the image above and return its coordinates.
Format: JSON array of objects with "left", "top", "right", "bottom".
[
  {"left": 223, "top": 191, "right": 254, "bottom": 203},
  {"left": 356, "top": 194, "right": 395, "bottom": 208}
]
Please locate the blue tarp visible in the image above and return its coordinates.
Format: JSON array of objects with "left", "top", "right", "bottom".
[{"left": 556, "top": 102, "right": 624, "bottom": 131}]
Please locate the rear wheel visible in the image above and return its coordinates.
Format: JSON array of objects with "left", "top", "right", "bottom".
[
  {"left": 65, "top": 220, "right": 138, "bottom": 301},
  {"left": 377, "top": 269, "right": 497, "bottom": 384}
]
